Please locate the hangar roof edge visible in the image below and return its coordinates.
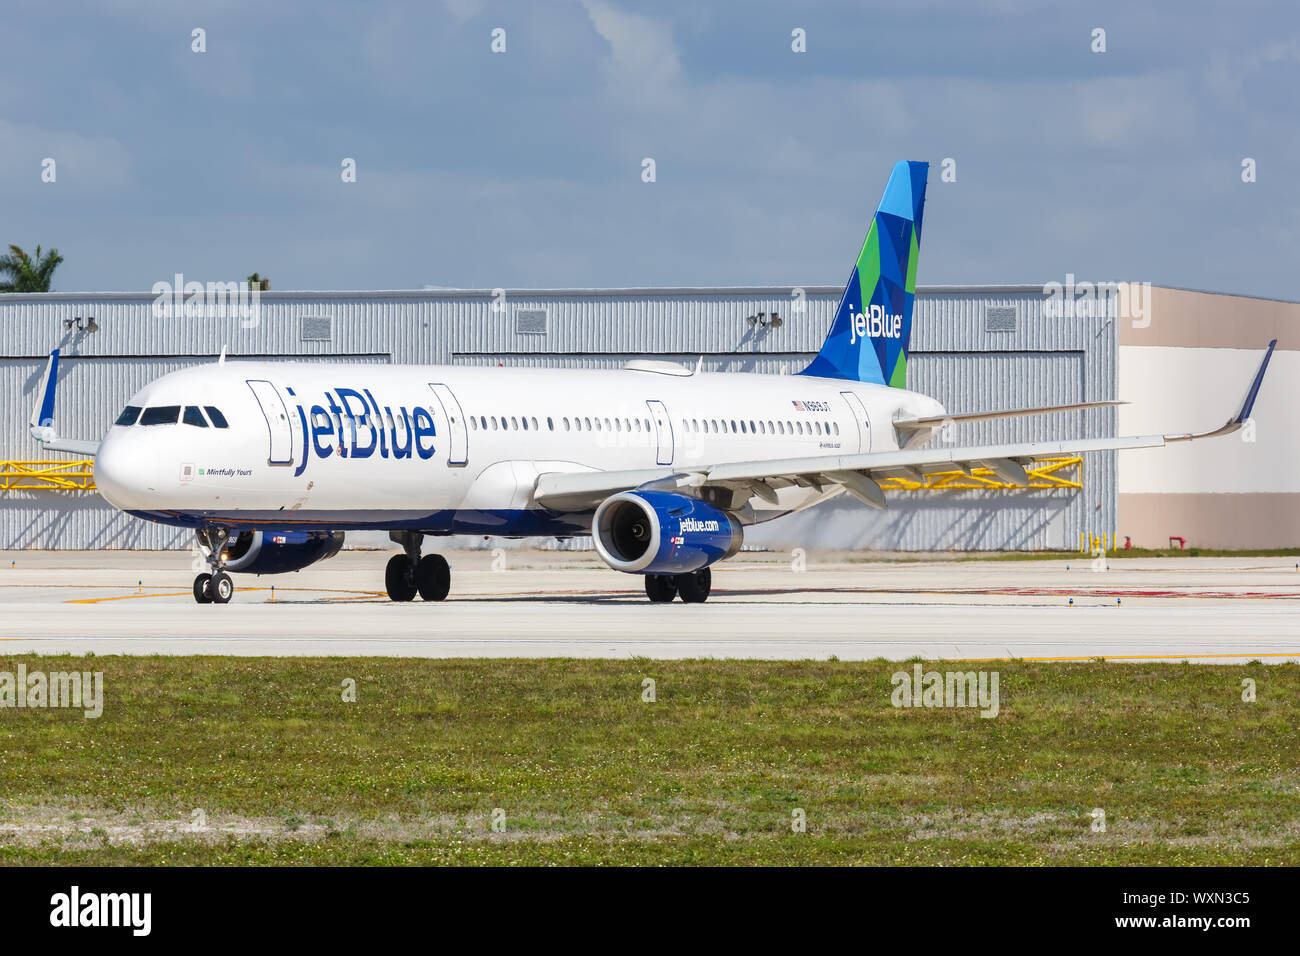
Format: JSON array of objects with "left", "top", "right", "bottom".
[{"left": 1, "top": 284, "right": 1295, "bottom": 304}]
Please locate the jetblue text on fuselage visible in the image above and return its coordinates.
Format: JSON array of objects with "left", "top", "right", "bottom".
[
  {"left": 847, "top": 303, "right": 903, "bottom": 344},
  {"left": 291, "top": 387, "right": 436, "bottom": 477}
]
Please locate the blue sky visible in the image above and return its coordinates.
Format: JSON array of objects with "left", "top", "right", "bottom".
[{"left": 2, "top": 0, "right": 1297, "bottom": 298}]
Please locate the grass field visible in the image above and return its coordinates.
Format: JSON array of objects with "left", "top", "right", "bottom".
[{"left": 1, "top": 655, "right": 1297, "bottom": 865}]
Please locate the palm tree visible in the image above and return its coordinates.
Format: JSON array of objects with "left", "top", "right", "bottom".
[{"left": 0, "top": 244, "right": 64, "bottom": 292}]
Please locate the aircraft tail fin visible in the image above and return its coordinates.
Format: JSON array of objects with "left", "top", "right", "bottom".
[{"left": 800, "top": 160, "right": 928, "bottom": 387}]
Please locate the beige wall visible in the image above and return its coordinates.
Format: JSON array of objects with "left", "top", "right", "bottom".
[
  {"left": 1116, "top": 286, "right": 1300, "bottom": 548},
  {"left": 1119, "top": 285, "right": 1300, "bottom": 350},
  {"left": 1118, "top": 493, "right": 1300, "bottom": 550}
]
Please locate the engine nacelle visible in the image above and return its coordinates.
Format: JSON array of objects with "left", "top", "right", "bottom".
[
  {"left": 202, "top": 530, "right": 345, "bottom": 575},
  {"left": 592, "top": 491, "right": 742, "bottom": 575}
]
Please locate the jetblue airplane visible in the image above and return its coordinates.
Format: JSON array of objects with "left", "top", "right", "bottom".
[{"left": 29, "top": 161, "right": 1276, "bottom": 605}]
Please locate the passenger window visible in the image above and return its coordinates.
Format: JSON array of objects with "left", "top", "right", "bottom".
[
  {"left": 521, "top": 417, "right": 529, "bottom": 431},
  {"left": 140, "top": 405, "right": 181, "bottom": 426},
  {"left": 547, "top": 417, "right": 554, "bottom": 431},
  {"left": 469, "top": 416, "right": 477, "bottom": 430},
  {"left": 532, "top": 417, "right": 539, "bottom": 431},
  {"left": 182, "top": 406, "right": 209, "bottom": 428},
  {"left": 204, "top": 406, "right": 229, "bottom": 428},
  {"left": 115, "top": 405, "right": 142, "bottom": 426},
  {"left": 563, "top": 417, "right": 570, "bottom": 431}
]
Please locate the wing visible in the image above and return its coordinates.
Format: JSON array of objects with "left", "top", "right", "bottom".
[
  {"left": 892, "top": 399, "right": 1127, "bottom": 440},
  {"left": 535, "top": 340, "right": 1277, "bottom": 514},
  {"left": 28, "top": 349, "right": 102, "bottom": 457}
]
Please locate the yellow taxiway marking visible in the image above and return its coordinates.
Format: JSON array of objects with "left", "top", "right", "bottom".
[
  {"left": 63, "top": 586, "right": 385, "bottom": 604},
  {"left": 65, "top": 592, "right": 193, "bottom": 603}
]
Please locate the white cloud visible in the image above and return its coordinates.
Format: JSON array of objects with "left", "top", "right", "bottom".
[
  {"left": 581, "top": 0, "right": 683, "bottom": 107},
  {"left": 0, "top": 119, "right": 132, "bottom": 197}
]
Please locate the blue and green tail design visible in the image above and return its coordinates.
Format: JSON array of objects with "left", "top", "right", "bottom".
[{"left": 800, "top": 160, "right": 928, "bottom": 387}]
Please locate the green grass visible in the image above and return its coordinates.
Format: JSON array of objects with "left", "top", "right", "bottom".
[{"left": 1, "top": 655, "right": 1297, "bottom": 865}]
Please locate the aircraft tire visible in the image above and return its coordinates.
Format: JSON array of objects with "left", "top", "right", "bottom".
[
  {"left": 416, "top": 554, "right": 451, "bottom": 601},
  {"left": 645, "top": 574, "right": 677, "bottom": 603},
  {"left": 193, "top": 573, "right": 213, "bottom": 604},
  {"left": 385, "top": 554, "right": 417, "bottom": 602},
  {"left": 210, "top": 571, "right": 234, "bottom": 604},
  {"left": 675, "top": 567, "right": 711, "bottom": 604}
]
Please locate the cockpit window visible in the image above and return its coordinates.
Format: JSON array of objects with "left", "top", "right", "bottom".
[
  {"left": 183, "top": 406, "right": 209, "bottom": 428},
  {"left": 139, "top": 405, "right": 181, "bottom": 426},
  {"left": 204, "top": 406, "right": 229, "bottom": 428},
  {"left": 115, "top": 405, "right": 142, "bottom": 426}
]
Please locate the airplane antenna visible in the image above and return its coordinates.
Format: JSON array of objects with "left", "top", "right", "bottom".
[
  {"left": 218, "top": 346, "right": 227, "bottom": 366},
  {"left": 695, "top": 355, "right": 704, "bottom": 375}
]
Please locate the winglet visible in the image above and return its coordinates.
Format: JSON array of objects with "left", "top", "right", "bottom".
[
  {"left": 28, "top": 349, "right": 100, "bottom": 456},
  {"left": 1166, "top": 339, "right": 1277, "bottom": 443},
  {"left": 28, "top": 349, "right": 59, "bottom": 437},
  {"left": 1232, "top": 338, "right": 1276, "bottom": 424}
]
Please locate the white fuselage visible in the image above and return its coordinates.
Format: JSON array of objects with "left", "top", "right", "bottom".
[{"left": 93, "top": 361, "right": 945, "bottom": 536}]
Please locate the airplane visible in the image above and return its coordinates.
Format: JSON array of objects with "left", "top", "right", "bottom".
[{"left": 28, "top": 160, "right": 1277, "bottom": 605}]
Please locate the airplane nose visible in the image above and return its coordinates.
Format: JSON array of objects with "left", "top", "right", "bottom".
[{"left": 94, "top": 436, "right": 153, "bottom": 510}]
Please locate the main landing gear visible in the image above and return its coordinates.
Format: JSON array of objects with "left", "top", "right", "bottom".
[
  {"left": 385, "top": 531, "right": 451, "bottom": 602},
  {"left": 644, "top": 567, "right": 711, "bottom": 604},
  {"left": 193, "top": 526, "right": 235, "bottom": 604}
]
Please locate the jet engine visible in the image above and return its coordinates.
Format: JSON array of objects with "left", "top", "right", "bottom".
[{"left": 592, "top": 490, "right": 742, "bottom": 575}]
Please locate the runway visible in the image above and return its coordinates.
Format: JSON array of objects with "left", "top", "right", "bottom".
[{"left": 1, "top": 550, "right": 1298, "bottom": 662}]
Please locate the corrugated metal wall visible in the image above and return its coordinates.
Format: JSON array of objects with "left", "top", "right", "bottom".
[{"left": 0, "top": 285, "right": 1116, "bottom": 550}]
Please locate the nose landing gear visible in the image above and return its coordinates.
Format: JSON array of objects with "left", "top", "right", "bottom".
[
  {"left": 193, "top": 527, "right": 235, "bottom": 604},
  {"left": 386, "top": 531, "right": 451, "bottom": 602}
]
